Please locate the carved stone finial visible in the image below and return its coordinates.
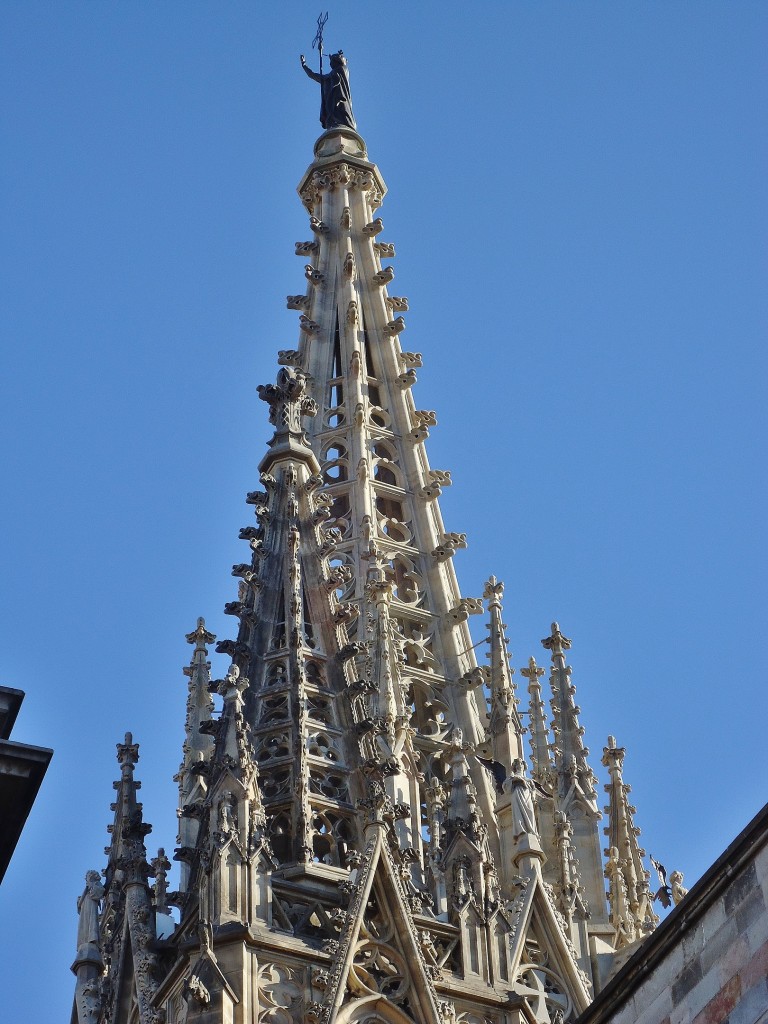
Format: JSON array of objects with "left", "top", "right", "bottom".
[
  {"left": 116, "top": 732, "right": 139, "bottom": 776},
  {"left": 305, "top": 262, "right": 324, "bottom": 284},
  {"left": 521, "top": 656, "right": 545, "bottom": 683},
  {"left": 185, "top": 616, "right": 215, "bottom": 652},
  {"left": 483, "top": 575, "right": 504, "bottom": 605},
  {"left": 541, "top": 621, "right": 572, "bottom": 659},
  {"left": 357, "top": 776, "right": 394, "bottom": 827},
  {"left": 184, "top": 974, "right": 211, "bottom": 1008},
  {"left": 602, "top": 735, "right": 626, "bottom": 771},
  {"left": 257, "top": 368, "right": 320, "bottom": 471},
  {"left": 449, "top": 726, "right": 464, "bottom": 752},
  {"left": 151, "top": 848, "right": 172, "bottom": 914},
  {"left": 258, "top": 367, "right": 317, "bottom": 428}
]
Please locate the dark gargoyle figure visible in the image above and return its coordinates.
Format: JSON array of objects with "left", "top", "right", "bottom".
[
  {"left": 300, "top": 50, "right": 356, "bottom": 131},
  {"left": 477, "top": 755, "right": 507, "bottom": 794},
  {"left": 650, "top": 854, "right": 672, "bottom": 908}
]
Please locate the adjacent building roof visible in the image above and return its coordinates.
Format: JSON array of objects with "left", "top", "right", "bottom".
[
  {"left": 576, "top": 800, "right": 768, "bottom": 1024},
  {"left": 0, "top": 686, "right": 53, "bottom": 884}
]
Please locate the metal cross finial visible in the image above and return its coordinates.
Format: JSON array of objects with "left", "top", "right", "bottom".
[{"left": 312, "top": 11, "right": 329, "bottom": 76}]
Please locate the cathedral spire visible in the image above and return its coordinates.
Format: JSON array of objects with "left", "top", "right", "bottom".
[{"left": 74, "top": 59, "right": 660, "bottom": 1022}]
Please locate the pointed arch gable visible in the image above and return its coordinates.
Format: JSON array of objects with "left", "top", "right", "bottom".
[
  {"left": 442, "top": 828, "right": 486, "bottom": 895},
  {"left": 507, "top": 874, "right": 592, "bottom": 1019},
  {"left": 320, "top": 824, "right": 445, "bottom": 1024}
]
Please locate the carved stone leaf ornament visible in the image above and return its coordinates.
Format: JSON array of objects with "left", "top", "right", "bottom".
[
  {"left": 300, "top": 162, "right": 380, "bottom": 211},
  {"left": 278, "top": 350, "right": 302, "bottom": 366},
  {"left": 258, "top": 367, "right": 318, "bottom": 431}
]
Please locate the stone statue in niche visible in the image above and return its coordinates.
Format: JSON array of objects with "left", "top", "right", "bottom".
[
  {"left": 453, "top": 855, "right": 474, "bottom": 906},
  {"left": 218, "top": 792, "right": 237, "bottom": 834},
  {"left": 76, "top": 870, "right": 105, "bottom": 954},
  {"left": 505, "top": 759, "right": 538, "bottom": 840},
  {"left": 300, "top": 51, "right": 356, "bottom": 130}
]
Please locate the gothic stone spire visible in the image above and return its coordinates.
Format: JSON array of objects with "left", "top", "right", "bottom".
[{"left": 77, "top": 71, "right": 659, "bottom": 1024}]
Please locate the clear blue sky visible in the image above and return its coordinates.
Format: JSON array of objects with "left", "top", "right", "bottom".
[{"left": 1, "top": 4, "right": 766, "bottom": 1019}]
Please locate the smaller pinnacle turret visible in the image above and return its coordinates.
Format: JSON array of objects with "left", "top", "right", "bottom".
[
  {"left": 602, "top": 735, "right": 656, "bottom": 947},
  {"left": 257, "top": 366, "right": 319, "bottom": 471},
  {"left": 542, "top": 623, "right": 609, "bottom": 927},
  {"left": 363, "top": 569, "right": 419, "bottom": 852},
  {"left": 542, "top": 623, "right": 598, "bottom": 815},
  {"left": 520, "top": 653, "right": 561, "bottom": 899},
  {"left": 444, "top": 727, "right": 482, "bottom": 842},
  {"left": 214, "top": 664, "right": 252, "bottom": 766},
  {"left": 150, "top": 847, "right": 171, "bottom": 915},
  {"left": 111, "top": 732, "right": 151, "bottom": 885},
  {"left": 483, "top": 577, "right": 525, "bottom": 772},
  {"left": 521, "top": 656, "right": 555, "bottom": 791},
  {"left": 175, "top": 617, "right": 215, "bottom": 892},
  {"left": 183, "top": 661, "right": 272, "bottom": 936},
  {"left": 553, "top": 810, "right": 588, "bottom": 926},
  {"left": 97, "top": 734, "right": 162, "bottom": 1024}
]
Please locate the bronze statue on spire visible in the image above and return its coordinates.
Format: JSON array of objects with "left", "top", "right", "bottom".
[{"left": 300, "top": 50, "right": 356, "bottom": 131}]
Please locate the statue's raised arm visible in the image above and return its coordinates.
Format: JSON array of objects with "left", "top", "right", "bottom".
[
  {"left": 300, "top": 54, "right": 323, "bottom": 84},
  {"left": 299, "top": 50, "right": 356, "bottom": 131}
]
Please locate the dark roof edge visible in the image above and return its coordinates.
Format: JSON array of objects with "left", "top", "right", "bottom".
[
  {"left": 0, "top": 685, "right": 25, "bottom": 740},
  {"left": 576, "top": 800, "right": 768, "bottom": 1024},
  {"left": 0, "top": 737, "right": 54, "bottom": 761}
]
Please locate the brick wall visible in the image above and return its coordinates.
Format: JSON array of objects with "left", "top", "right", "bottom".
[{"left": 664, "top": 848, "right": 768, "bottom": 1024}]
